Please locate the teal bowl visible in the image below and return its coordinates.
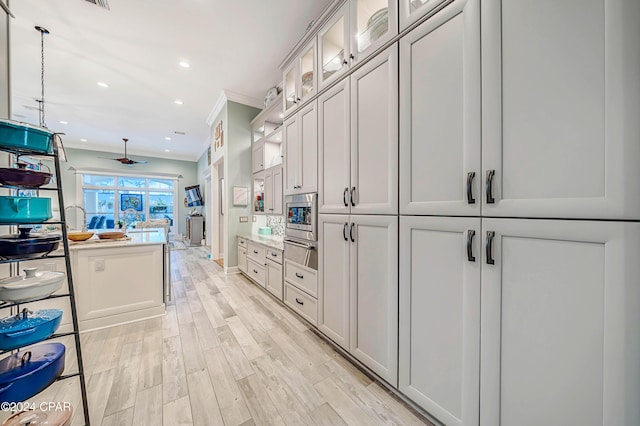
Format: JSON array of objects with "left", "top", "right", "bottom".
[
  {"left": 0, "top": 119, "right": 54, "bottom": 154},
  {"left": 0, "top": 196, "right": 52, "bottom": 224}
]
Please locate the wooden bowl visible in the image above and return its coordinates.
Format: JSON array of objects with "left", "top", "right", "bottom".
[
  {"left": 67, "top": 231, "right": 94, "bottom": 241},
  {"left": 97, "top": 231, "right": 125, "bottom": 240}
]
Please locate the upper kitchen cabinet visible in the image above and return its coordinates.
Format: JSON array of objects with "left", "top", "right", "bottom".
[
  {"left": 251, "top": 91, "right": 284, "bottom": 174},
  {"left": 318, "top": 0, "right": 398, "bottom": 90},
  {"left": 350, "top": 0, "right": 398, "bottom": 64},
  {"left": 283, "top": 40, "right": 317, "bottom": 117},
  {"left": 482, "top": 0, "right": 640, "bottom": 220},
  {"left": 399, "top": 0, "right": 448, "bottom": 31},
  {"left": 284, "top": 101, "right": 317, "bottom": 195},
  {"left": 318, "top": 3, "right": 350, "bottom": 89},
  {"left": 319, "top": 45, "right": 398, "bottom": 215},
  {"left": 400, "top": 0, "right": 480, "bottom": 216}
]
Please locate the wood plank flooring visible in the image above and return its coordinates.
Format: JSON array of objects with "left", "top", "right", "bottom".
[{"left": 1, "top": 247, "right": 432, "bottom": 426}]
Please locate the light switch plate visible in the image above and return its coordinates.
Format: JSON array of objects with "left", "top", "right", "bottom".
[{"left": 239, "top": 216, "right": 249, "bottom": 223}]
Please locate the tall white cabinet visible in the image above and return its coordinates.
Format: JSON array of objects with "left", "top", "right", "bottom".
[
  {"left": 284, "top": 101, "right": 317, "bottom": 195},
  {"left": 481, "top": 0, "right": 640, "bottom": 220},
  {"left": 480, "top": 219, "right": 640, "bottom": 426},
  {"left": 319, "top": 45, "right": 398, "bottom": 215},
  {"left": 318, "top": 214, "right": 398, "bottom": 385},
  {"left": 399, "top": 216, "right": 480, "bottom": 426}
]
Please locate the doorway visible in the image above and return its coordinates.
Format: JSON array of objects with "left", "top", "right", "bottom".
[{"left": 210, "top": 158, "right": 225, "bottom": 266}]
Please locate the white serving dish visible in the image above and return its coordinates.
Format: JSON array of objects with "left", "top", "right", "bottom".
[{"left": 0, "top": 268, "right": 65, "bottom": 303}]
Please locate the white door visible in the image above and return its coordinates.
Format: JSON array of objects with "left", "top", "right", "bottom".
[
  {"left": 349, "top": 214, "right": 398, "bottom": 386},
  {"left": 482, "top": 0, "right": 640, "bottom": 220},
  {"left": 266, "top": 260, "right": 283, "bottom": 300},
  {"left": 252, "top": 142, "right": 264, "bottom": 173},
  {"left": 350, "top": 45, "right": 398, "bottom": 215},
  {"left": 318, "top": 214, "right": 351, "bottom": 350},
  {"left": 481, "top": 218, "right": 640, "bottom": 426},
  {"left": 283, "top": 117, "right": 298, "bottom": 194},
  {"left": 350, "top": 0, "right": 398, "bottom": 64},
  {"left": 264, "top": 170, "right": 274, "bottom": 213},
  {"left": 283, "top": 61, "right": 298, "bottom": 116},
  {"left": 400, "top": 0, "right": 480, "bottom": 216},
  {"left": 237, "top": 245, "right": 247, "bottom": 274},
  {"left": 399, "top": 0, "right": 449, "bottom": 31},
  {"left": 318, "top": 79, "right": 351, "bottom": 214},
  {"left": 298, "top": 39, "right": 317, "bottom": 106},
  {"left": 399, "top": 216, "right": 480, "bottom": 426},
  {"left": 272, "top": 167, "right": 283, "bottom": 216},
  {"left": 297, "top": 100, "right": 318, "bottom": 195},
  {"left": 318, "top": 3, "right": 350, "bottom": 90}
]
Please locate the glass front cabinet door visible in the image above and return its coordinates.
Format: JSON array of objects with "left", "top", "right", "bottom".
[
  {"left": 351, "top": 0, "right": 397, "bottom": 63},
  {"left": 399, "top": 0, "right": 448, "bottom": 31},
  {"left": 283, "top": 40, "right": 317, "bottom": 117},
  {"left": 318, "top": 3, "right": 350, "bottom": 89}
]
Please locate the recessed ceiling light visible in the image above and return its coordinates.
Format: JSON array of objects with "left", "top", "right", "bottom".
[
  {"left": 97, "top": 81, "right": 109, "bottom": 88},
  {"left": 178, "top": 61, "right": 190, "bottom": 68},
  {"left": 59, "top": 121, "right": 68, "bottom": 124},
  {"left": 80, "top": 138, "right": 87, "bottom": 142},
  {"left": 165, "top": 137, "right": 171, "bottom": 141},
  {"left": 174, "top": 100, "right": 183, "bottom": 105},
  {"left": 164, "top": 149, "right": 170, "bottom": 152}
]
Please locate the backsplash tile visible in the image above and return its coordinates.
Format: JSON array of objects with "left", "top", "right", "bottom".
[{"left": 266, "top": 215, "right": 284, "bottom": 237}]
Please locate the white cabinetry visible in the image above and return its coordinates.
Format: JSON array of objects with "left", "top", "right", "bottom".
[
  {"left": 284, "top": 101, "right": 317, "bottom": 195},
  {"left": 318, "top": 0, "right": 398, "bottom": 90},
  {"left": 399, "top": 0, "right": 480, "bottom": 216},
  {"left": 284, "top": 40, "right": 317, "bottom": 117},
  {"left": 319, "top": 45, "right": 398, "bottom": 215},
  {"left": 237, "top": 244, "right": 247, "bottom": 274},
  {"left": 399, "top": 216, "right": 480, "bottom": 426},
  {"left": 481, "top": 0, "right": 640, "bottom": 220},
  {"left": 257, "top": 166, "right": 283, "bottom": 216},
  {"left": 480, "top": 219, "right": 640, "bottom": 426},
  {"left": 318, "top": 214, "right": 398, "bottom": 385},
  {"left": 266, "top": 256, "right": 283, "bottom": 300}
]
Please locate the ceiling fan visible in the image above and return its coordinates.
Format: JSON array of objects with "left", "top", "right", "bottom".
[{"left": 100, "top": 138, "right": 148, "bottom": 165}]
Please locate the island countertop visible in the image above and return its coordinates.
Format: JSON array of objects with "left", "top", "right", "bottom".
[{"left": 68, "top": 228, "right": 167, "bottom": 250}]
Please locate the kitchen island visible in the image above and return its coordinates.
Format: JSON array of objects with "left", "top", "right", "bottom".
[{"left": 69, "top": 228, "right": 168, "bottom": 331}]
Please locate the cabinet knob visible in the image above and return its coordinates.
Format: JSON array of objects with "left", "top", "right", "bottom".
[
  {"left": 342, "top": 59, "right": 348, "bottom": 65},
  {"left": 349, "top": 53, "right": 355, "bottom": 60}
]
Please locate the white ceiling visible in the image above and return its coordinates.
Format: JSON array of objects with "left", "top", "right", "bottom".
[{"left": 8, "top": 0, "right": 332, "bottom": 161}]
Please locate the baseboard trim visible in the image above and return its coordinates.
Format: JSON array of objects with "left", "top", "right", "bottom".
[{"left": 225, "top": 266, "right": 240, "bottom": 275}]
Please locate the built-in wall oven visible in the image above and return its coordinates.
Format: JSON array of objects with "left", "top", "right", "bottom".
[{"left": 284, "top": 193, "right": 317, "bottom": 270}]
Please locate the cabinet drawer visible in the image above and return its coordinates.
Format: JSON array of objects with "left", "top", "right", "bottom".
[
  {"left": 238, "top": 237, "right": 247, "bottom": 248},
  {"left": 284, "top": 260, "right": 317, "bottom": 297},
  {"left": 284, "top": 283, "right": 317, "bottom": 327},
  {"left": 247, "top": 259, "right": 266, "bottom": 287},
  {"left": 266, "top": 249, "right": 283, "bottom": 264},
  {"left": 247, "top": 243, "right": 266, "bottom": 264}
]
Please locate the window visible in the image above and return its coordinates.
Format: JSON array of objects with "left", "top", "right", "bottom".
[{"left": 80, "top": 174, "right": 176, "bottom": 230}]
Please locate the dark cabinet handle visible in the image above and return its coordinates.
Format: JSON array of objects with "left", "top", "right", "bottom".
[
  {"left": 295, "top": 272, "right": 304, "bottom": 279},
  {"left": 343, "top": 222, "right": 348, "bottom": 241},
  {"left": 343, "top": 187, "right": 349, "bottom": 207},
  {"left": 349, "top": 53, "right": 355, "bottom": 60},
  {"left": 253, "top": 250, "right": 259, "bottom": 254},
  {"left": 297, "top": 97, "right": 301, "bottom": 102},
  {"left": 271, "top": 253, "right": 278, "bottom": 257},
  {"left": 466, "top": 172, "right": 476, "bottom": 204},
  {"left": 486, "top": 170, "right": 496, "bottom": 204},
  {"left": 486, "top": 231, "right": 495, "bottom": 265},
  {"left": 350, "top": 187, "right": 356, "bottom": 207},
  {"left": 342, "top": 59, "right": 348, "bottom": 65},
  {"left": 466, "top": 230, "right": 476, "bottom": 262},
  {"left": 253, "top": 269, "right": 259, "bottom": 274},
  {"left": 295, "top": 298, "right": 304, "bottom": 305},
  {"left": 349, "top": 223, "right": 355, "bottom": 243}
]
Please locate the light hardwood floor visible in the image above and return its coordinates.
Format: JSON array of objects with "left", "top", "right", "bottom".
[{"left": 7, "top": 247, "right": 432, "bottom": 426}]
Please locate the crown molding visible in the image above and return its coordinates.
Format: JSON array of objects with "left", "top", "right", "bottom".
[{"left": 206, "top": 89, "right": 262, "bottom": 127}]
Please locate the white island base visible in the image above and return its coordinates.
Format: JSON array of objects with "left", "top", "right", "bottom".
[{"left": 69, "top": 229, "right": 167, "bottom": 331}]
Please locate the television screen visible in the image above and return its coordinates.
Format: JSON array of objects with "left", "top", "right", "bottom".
[
  {"left": 185, "top": 185, "right": 203, "bottom": 207},
  {"left": 120, "top": 193, "right": 143, "bottom": 211}
]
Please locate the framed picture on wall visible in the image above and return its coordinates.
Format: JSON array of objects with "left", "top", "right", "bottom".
[
  {"left": 232, "top": 186, "right": 249, "bottom": 206},
  {"left": 214, "top": 121, "right": 223, "bottom": 151}
]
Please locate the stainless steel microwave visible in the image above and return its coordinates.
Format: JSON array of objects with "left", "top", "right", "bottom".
[{"left": 284, "top": 193, "right": 317, "bottom": 242}]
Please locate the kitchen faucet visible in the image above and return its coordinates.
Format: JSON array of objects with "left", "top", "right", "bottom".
[
  {"left": 121, "top": 208, "right": 141, "bottom": 226},
  {"left": 64, "top": 205, "right": 87, "bottom": 231}
]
